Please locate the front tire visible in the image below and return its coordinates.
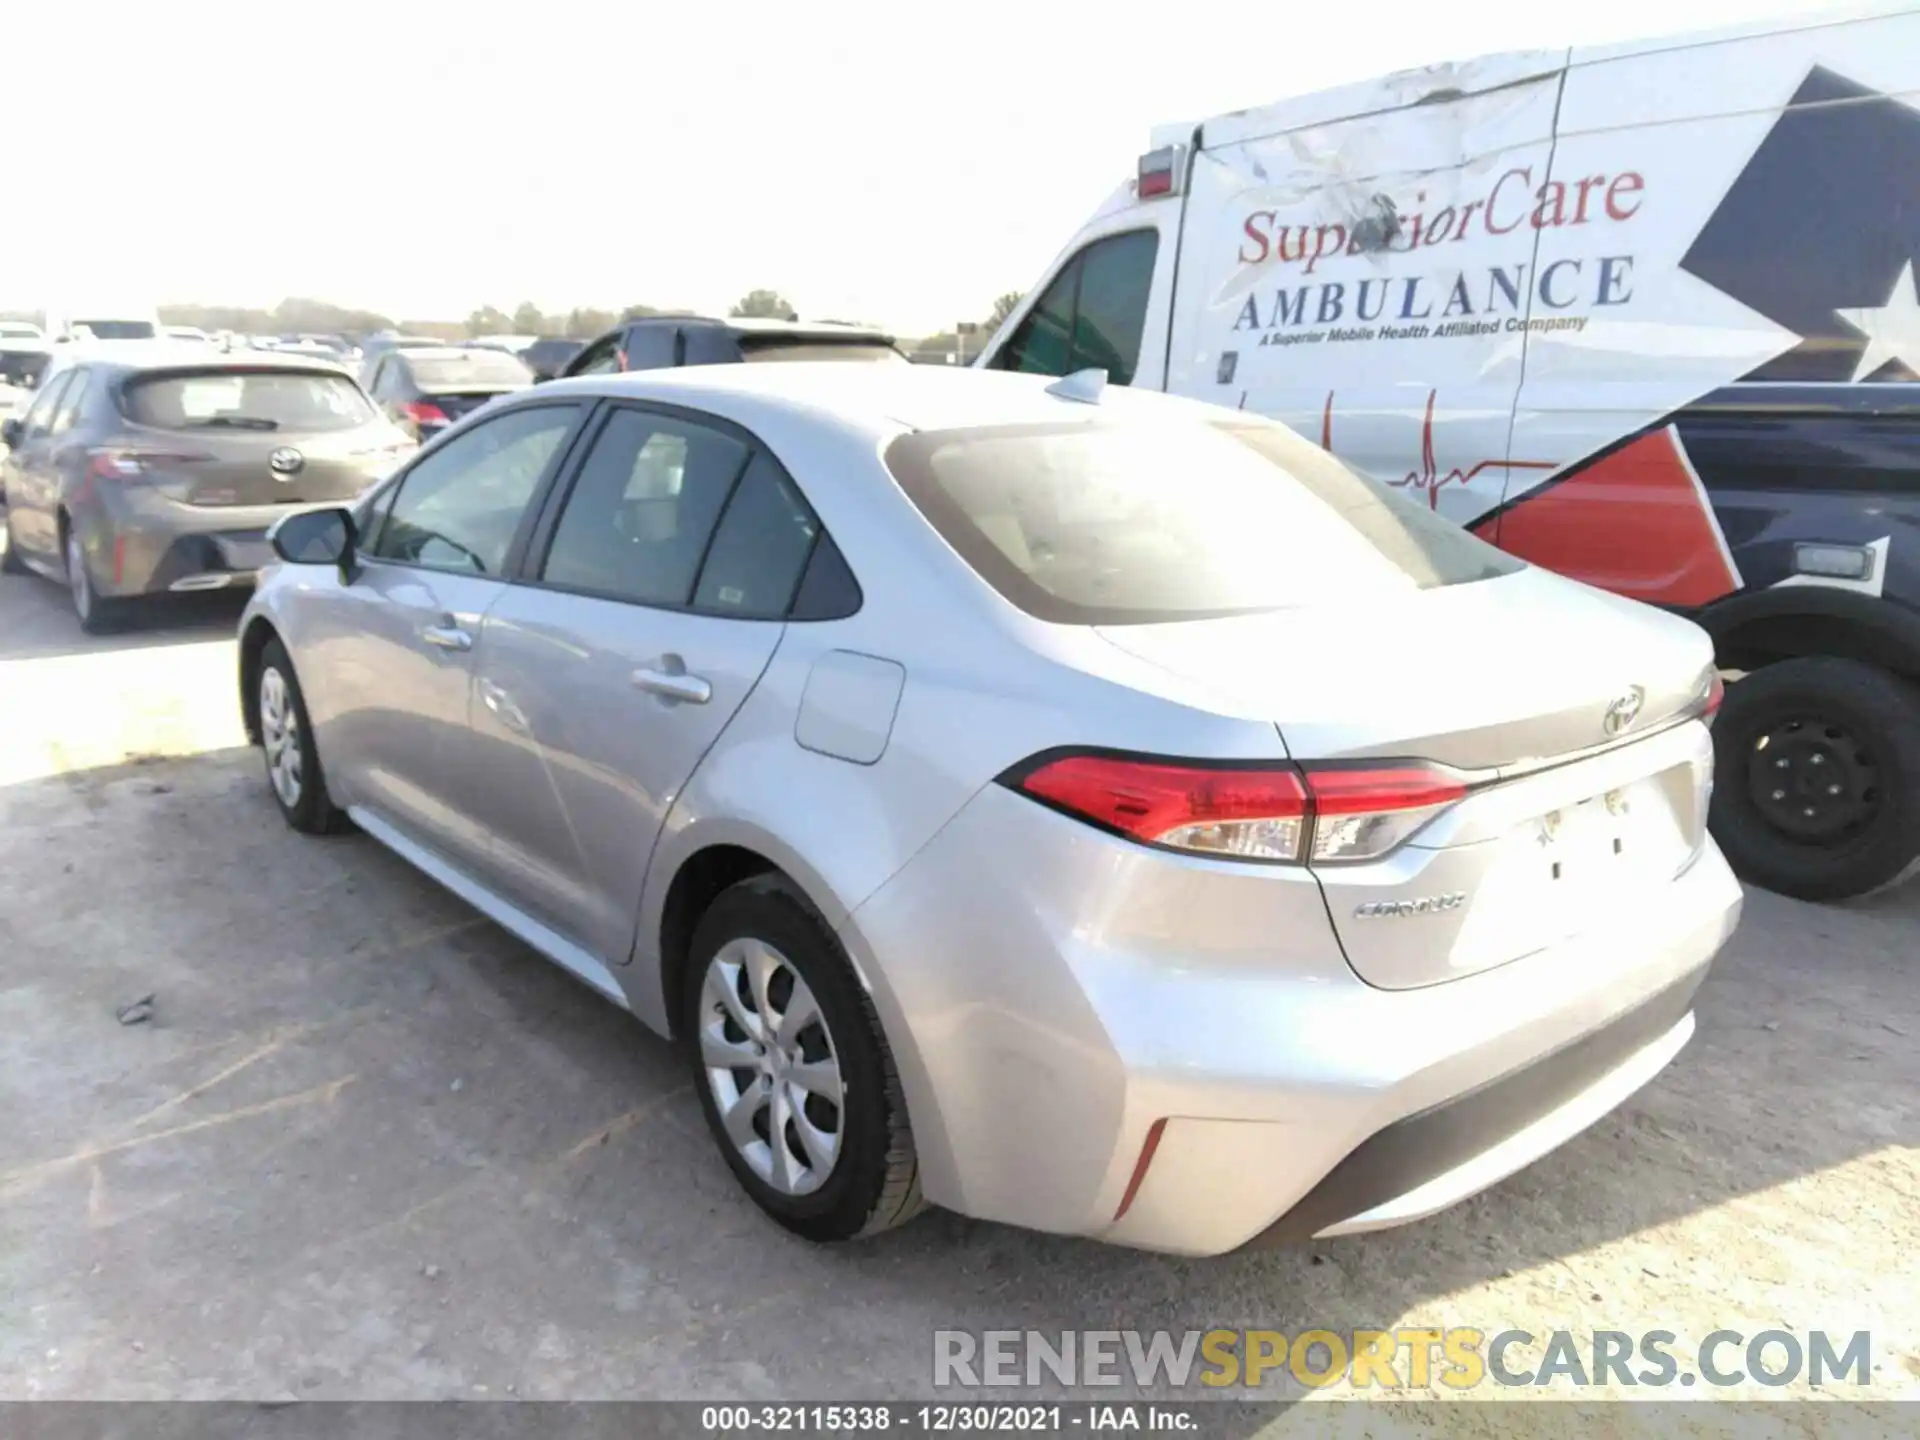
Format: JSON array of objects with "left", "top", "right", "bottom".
[
  {"left": 684, "top": 876, "right": 924, "bottom": 1242},
  {"left": 256, "top": 638, "right": 346, "bottom": 835},
  {"left": 1710, "top": 657, "right": 1920, "bottom": 901}
]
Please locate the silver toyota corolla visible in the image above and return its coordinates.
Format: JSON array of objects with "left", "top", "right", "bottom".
[{"left": 236, "top": 363, "right": 1742, "bottom": 1255}]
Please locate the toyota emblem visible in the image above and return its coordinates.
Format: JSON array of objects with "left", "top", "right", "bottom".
[
  {"left": 1603, "top": 686, "right": 1646, "bottom": 736},
  {"left": 268, "top": 447, "right": 305, "bottom": 478}
]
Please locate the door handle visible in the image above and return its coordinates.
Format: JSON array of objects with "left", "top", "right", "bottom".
[
  {"left": 633, "top": 658, "right": 711, "bottom": 705},
  {"left": 420, "top": 622, "right": 473, "bottom": 651}
]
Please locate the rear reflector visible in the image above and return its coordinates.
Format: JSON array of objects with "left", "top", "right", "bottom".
[
  {"left": 1704, "top": 671, "right": 1725, "bottom": 722},
  {"left": 1113, "top": 1118, "right": 1167, "bottom": 1222},
  {"left": 1004, "top": 751, "right": 1468, "bottom": 866}
]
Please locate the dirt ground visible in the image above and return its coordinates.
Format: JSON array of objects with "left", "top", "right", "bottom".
[{"left": 1, "top": 570, "right": 1915, "bottom": 1430}]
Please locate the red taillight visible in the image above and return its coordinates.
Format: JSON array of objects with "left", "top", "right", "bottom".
[
  {"left": 1014, "top": 753, "right": 1310, "bottom": 863},
  {"left": 1005, "top": 752, "right": 1466, "bottom": 866},
  {"left": 85, "top": 448, "right": 209, "bottom": 483},
  {"left": 402, "top": 400, "right": 449, "bottom": 427}
]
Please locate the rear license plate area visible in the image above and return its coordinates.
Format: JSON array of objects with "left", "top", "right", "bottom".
[{"left": 1491, "top": 776, "right": 1690, "bottom": 947}]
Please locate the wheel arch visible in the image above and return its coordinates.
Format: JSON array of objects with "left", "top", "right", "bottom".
[
  {"left": 237, "top": 615, "right": 280, "bottom": 745},
  {"left": 638, "top": 820, "right": 862, "bottom": 1042},
  {"left": 1695, "top": 587, "right": 1920, "bottom": 683}
]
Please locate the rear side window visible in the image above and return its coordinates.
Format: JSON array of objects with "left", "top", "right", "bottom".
[
  {"left": 49, "top": 369, "right": 91, "bottom": 435},
  {"left": 994, "top": 230, "right": 1158, "bottom": 385},
  {"left": 122, "top": 370, "right": 377, "bottom": 432},
  {"left": 622, "top": 325, "right": 680, "bottom": 369},
  {"left": 692, "top": 452, "right": 819, "bottom": 617},
  {"left": 540, "top": 408, "right": 750, "bottom": 607},
  {"left": 884, "top": 418, "right": 1520, "bottom": 625}
]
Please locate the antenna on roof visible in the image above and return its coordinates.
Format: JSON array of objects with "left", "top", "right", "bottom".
[{"left": 1044, "top": 368, "right": 1108, "bottom": 405}]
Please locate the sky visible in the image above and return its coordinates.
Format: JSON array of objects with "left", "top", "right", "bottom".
[{"left": 2, "top": 0, "right": 1854, "bottom": 335}]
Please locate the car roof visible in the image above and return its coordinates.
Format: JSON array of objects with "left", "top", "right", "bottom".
[
  {"left": 634, "top": 314, "right": 896, "bottom": 344},
  {"left": 53, "top": 342, "right": 352, "bottom": 375},
  {"left": 399, "top": 345, "right": 515, "bottom": 362},
  {"left": 534, "top": 362, "right": 1256, "bottom": 437}
]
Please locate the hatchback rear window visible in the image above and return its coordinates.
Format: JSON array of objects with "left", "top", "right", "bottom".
[
  {"left": 411, "top": 351, "right": 534, "bottom": 387},
  {"left": 883, "top": 419, "right": 1521, "bottom": 624},
  {"left": 739, "top": 340, "right": 904, "bottom": 364},
  {"left": 123, "top": 369, "right": 378, "bottom": 432}
]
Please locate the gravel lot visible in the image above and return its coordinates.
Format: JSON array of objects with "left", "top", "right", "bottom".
[{"left": 1, "top": 564, "right": 1915, "bottom": 1427}]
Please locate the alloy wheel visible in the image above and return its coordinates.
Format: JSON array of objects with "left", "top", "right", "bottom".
[
  {"left": 259, "top": 666, "right": 305, "bottom": 809},
  {"left": 66, "top": 533, "right": 91, "bottom": 622},
  {"left": 697, "top": 937, "right": 845, "bottom": 1196}
]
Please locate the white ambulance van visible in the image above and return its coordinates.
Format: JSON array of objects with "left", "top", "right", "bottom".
[{"left": 977, "top": 2, "right": 1920, "bottom": 902}]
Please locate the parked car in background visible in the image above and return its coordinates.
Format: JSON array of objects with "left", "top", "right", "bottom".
[
  {"left": 363, "top": 345, "right": 534, "bottom": 442},
  {"left": 521, "top": 336, "right": 585, "bottom": 380},
  {"left": 979, "top": 5, "right": 1920, "bottom": 903},
  {"left": 0, "top": 338, "right": 49, "bottom": 391},
  {"left": 0, "top": 321, "right": 44, "bottom": 343},
  {"left": 236, "top": 361, "right": 1737, "bottom": 1253},
  {"left": 164, "top": 325, "right": 212, "bottom": 345},
  {"left": 356, "top": 334, "right": 455, "bottom": 386},
  {"left": 0, "top": 346, "right": 413, "bottom": 630},
  {"left": 46, "top": 310, "right": 163, "bottom": 345},
  {"left": 557, "top": 317, "right": 903, "bottom": 379},
  {"left": 468, "top": 333, "right": 538, "bottom": 357}
]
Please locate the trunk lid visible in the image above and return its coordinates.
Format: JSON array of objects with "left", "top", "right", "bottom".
[
  {"left": 1099, "top": 567, "right": 1719, "bottom": 988},
  {"left": 112, "top": 426, "right": 401, "bottom": 508}
]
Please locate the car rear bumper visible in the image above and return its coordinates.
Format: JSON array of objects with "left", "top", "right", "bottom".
[{"left": 840, "top": 783, "right": 1744, "bottom": 1255}]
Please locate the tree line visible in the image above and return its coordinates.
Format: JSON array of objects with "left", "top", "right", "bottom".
[{"left": 6, "top": 288, "right": 1028, "bottom": 347}]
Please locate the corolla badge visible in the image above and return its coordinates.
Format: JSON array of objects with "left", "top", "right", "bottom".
[
  {"left": 1603, "top": 685, "right": 1646, "bottom": 736},
  {"left": 268, "top": 447, "right": 305, "bottom": 478},
  {"left": 1354, "top": 892, "right": 1465, "bottom": 918}
]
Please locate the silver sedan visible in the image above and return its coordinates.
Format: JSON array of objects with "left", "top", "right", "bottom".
[{"left": 237, "top": 363, "right": 1741, "bottom": 1254}]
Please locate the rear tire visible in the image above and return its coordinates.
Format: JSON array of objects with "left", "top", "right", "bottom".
[
  {"left": 1709, "top": 657, "right": 1920, "bottom": 901},
  {"left": 256, "top": 638, "right": 346, "bottom": 835},
  {"left": 64, "top": 525, "right": 124, "bottom": 635},
  {"left": 683, "top": 875, "right": 924, "bottom": 1242},
  {"left": 0, "top": 506, "right": 25, "bottom": 576}
]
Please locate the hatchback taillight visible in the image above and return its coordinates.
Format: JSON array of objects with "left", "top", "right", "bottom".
[
  {"left": 85, "top": 447, "right": 210, "bottom": 483},
  {"left": 402, "top": 400, "right": 449, "bottom": 427},
  {"left": 1003, "top": 752, "right": 1470, "bottom": 866}
]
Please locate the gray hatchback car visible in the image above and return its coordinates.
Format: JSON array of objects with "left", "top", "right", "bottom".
[{"left": 0, "top": 345, "right": 415, "bottom": 631}]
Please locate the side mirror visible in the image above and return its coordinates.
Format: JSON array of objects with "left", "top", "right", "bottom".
[
  {"left": 269, "top": 506, "right": 357, "bottom": 574},
  {"left": 0, "top": 418, "right": 21, "bottom": 449}
]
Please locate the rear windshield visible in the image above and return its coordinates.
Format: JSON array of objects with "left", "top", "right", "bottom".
[
  {"left": 411, "top": 351, "right": 534, "bottom": 387},
  {"left": 883, "top": 419, "right": 1521, "bottom": 625},
  {"left": 122, "top": 369, "right": 378, "bottom": 433},
  {"left": 74, "top": 320, "right": 158, "bottom": 340},
  {"left": 740, "top": 340, "right": 904, "bottom": 364}
]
